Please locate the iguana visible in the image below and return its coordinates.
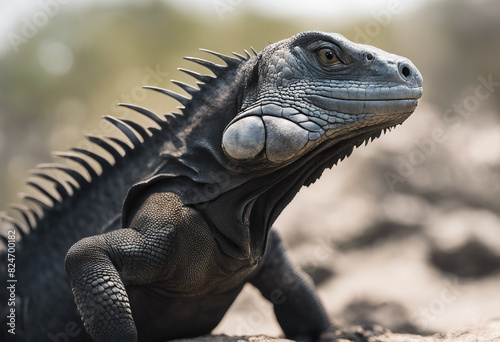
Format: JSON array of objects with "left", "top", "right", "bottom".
[{"left": 0, "top": 31, "right": 422, "bottom": 342}]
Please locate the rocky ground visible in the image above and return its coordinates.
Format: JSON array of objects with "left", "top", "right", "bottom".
[{"left": 176, "top": 318, "right": 500, "bottom": 342}]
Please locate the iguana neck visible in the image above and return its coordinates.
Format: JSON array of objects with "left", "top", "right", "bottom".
[
  {"left": 186, "top": 118, "right": 385, "bottom": 262},
  {"left": 156, "top": 56, "right": 366, "bottom": 262}
]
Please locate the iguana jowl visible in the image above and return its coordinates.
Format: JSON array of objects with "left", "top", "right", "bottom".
[{"left": 0, "top": 31, "right": 422, "bottom": 341}]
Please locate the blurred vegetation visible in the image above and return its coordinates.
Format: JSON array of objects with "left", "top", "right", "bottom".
[{"left": 1, "top": 0, "right": 499, "bottom": 208}]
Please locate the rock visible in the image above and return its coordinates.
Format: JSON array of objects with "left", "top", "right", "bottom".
[
  {"left": 425, "top": 209, "right": 500, "bottom": 278},
  {"left": 340, "top": 299, "right": 427, "bottom": 335},
  {"left": 430, "top": 239, "right": 500, "bottom": 278},
  {"left": 338, "top": 220, "right": 421, "bottom": 251},
  {"left": 302, "top": 264, "right": 335, "bottom": 286}
]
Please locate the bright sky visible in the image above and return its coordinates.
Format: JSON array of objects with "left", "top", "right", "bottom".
[{"left": 0, "top": 0, "right": 431, "bottom": 56}]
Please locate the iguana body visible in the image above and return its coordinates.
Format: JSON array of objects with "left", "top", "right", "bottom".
[{"left": 0, "top": 31, "right": 422, "bottom": 341}]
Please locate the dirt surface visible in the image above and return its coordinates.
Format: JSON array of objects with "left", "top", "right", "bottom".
[{"left": 175, "top": 317, "right": 500, "bottom": 342}]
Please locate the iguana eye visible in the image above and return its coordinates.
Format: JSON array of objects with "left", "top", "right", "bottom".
[{"left": 317, "top": 48, "right": 340, "bottom": 65}]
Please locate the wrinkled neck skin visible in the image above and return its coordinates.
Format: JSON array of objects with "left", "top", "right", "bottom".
[{"left": 164, "top": 56, "right": 280, "bottom": 261}]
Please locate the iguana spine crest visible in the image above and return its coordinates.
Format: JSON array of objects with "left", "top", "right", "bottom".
[{"left": 0, "top": 48, "right": 253, "bottom": 249}]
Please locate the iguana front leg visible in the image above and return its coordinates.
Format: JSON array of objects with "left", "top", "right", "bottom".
[
  {"left": 250, "top": 229, "right": 331, "bottom": 341},
  {"left": 65, "top": 230, "right": 141, "bottom": 341},
  {"left": 65, "top": 192, "right": 183, "bottom": 342}
]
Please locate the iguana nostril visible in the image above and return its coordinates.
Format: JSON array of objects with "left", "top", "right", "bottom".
[{"left": 397, "top": 60, "right": 422, "bottom": 86}]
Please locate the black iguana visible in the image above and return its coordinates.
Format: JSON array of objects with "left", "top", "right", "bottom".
[{"left": 0, "top": 31, "right": 422, "bottom": 342}]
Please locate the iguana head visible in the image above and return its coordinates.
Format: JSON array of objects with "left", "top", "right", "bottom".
[{"left": 222, "top": 31, "right": 423, "bottom": 167}]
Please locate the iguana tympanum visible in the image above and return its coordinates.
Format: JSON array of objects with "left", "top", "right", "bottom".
[{"left": 0, "top": 31, "right": 422, "bottom": 341}]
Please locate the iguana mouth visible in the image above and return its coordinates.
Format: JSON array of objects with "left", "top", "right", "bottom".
[
  {"left": 308, "top": 86, "right": 422, "bottom": 115},
  {"left": 306, "top": 84, "right": 423, "bottom": 100}
]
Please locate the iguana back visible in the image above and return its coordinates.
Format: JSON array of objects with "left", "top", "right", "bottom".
[{"left": 0, "top": 46, "right": 250, "bottom": 340}]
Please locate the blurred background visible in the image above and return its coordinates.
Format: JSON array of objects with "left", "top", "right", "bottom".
[{"left": 1, "top": 0, "right": 499, "bottom": 337}]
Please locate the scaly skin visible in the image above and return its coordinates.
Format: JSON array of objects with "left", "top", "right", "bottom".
[{"left": 1, "top": 31, "right": 422, "bottom": 341}]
